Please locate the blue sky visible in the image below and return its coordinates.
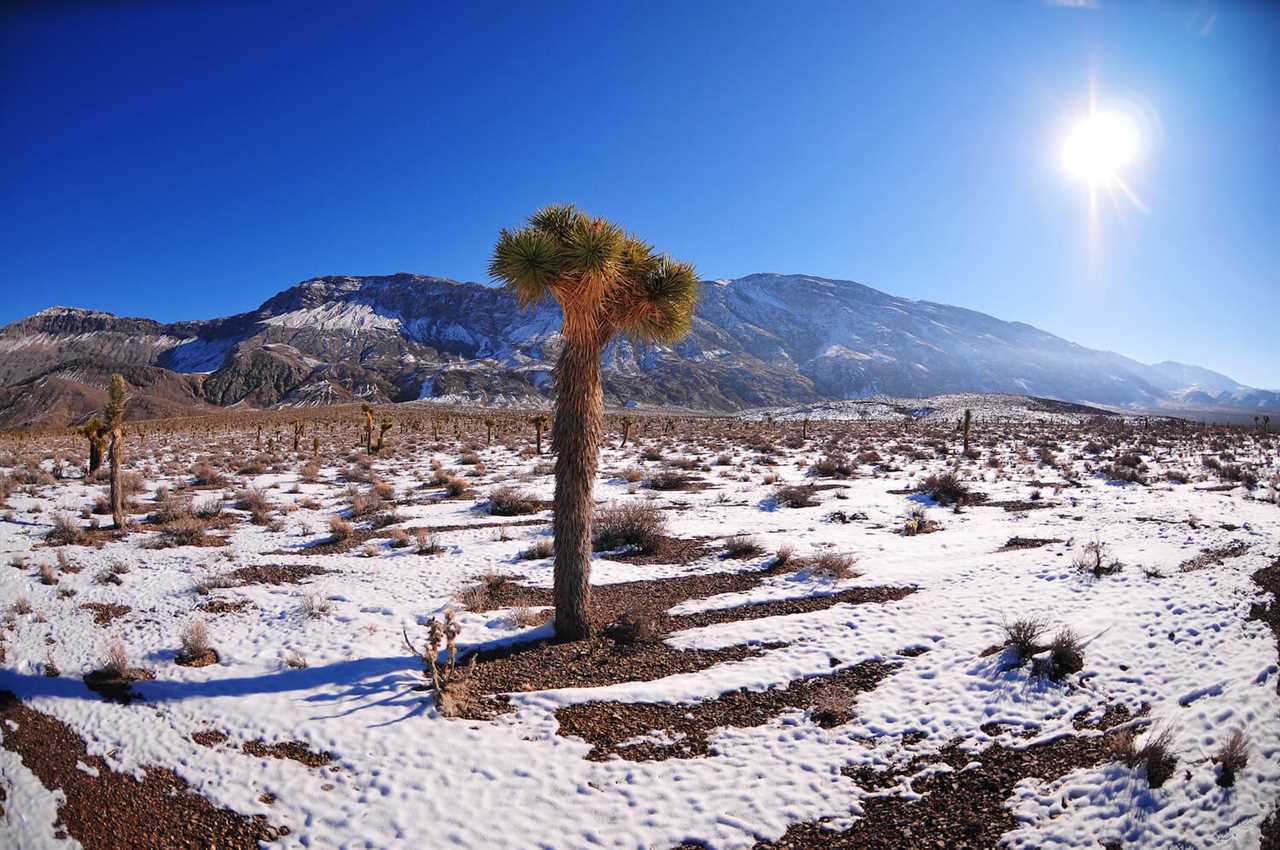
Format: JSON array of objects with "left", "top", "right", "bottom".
[{"left": 2, "top": 1, "right": 1276, "bottom": 386}]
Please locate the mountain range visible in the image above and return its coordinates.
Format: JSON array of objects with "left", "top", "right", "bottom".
[{"left": 0, "top": 272, "right": 1275, "bottom": 429}]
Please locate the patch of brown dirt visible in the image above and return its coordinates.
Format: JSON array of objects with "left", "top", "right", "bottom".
[
  {"left": 607, "top": 535, "right": 712, "bottom": 565},
  {"left": 998, "top": 536, "right": 1064, "bottom": 551},
  {"left": 738, "top": 729, "right": 1130, "bottom": 850},
  {"left": 555, "top": 660, "right": 898, "bottom": 761},
  {"left": 242, "top": 739, "right": 333, "bottom": 768},
  {"left": 191, "top": 730, "right": 228, "bottom": 748},
  {"left": 79, "top": 602, "right": 130, "bottom": 625},
  {"left": 83, "top": 667, "right": 155, "bottom": 703},
  {"left": 198, "top": 599, "right": 251, "bottom": 615},
  {"left": 0, "top": 690, "right": 285, "bottom": 849},
  {"left": 175, "top": 648, "right": 219, "bottom": 668},
  {"left": 1249, "top": 557, "right": 1280, "bottom": 694},
  {"left": 464, "top": 637, "right": 779, "bottom": 707},
  {"left": 223, "top": 564, "right": 329, "bottom": 585},
  {"left": 1179, "top": 541, "right": 1250, "bottom": 572}
]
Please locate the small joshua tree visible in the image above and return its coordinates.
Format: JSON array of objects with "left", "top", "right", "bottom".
[
  {"left": 529, "top": 414, "right": 548, "bottom": 455},
  {"left": 403, "top": 609, "right": 476, "bottom": 717},
  {"left": 490, "top": 204, "right": 699, "bottom": 640},
  {"left": 619, "top": 415, "right": 634, "bottom": 449},
  {"left": 361, "top": 403, "right": 375, "bottom": 454},
  {"left": 292, "top": 418, "right": 303, "bottom": 453},
  {"left": 962, "top": 408, "right": 973, "bottom": 455},
  {"left": 79, "top": 417, "right": 108, "bottom": 474},
  {"left": 104, "top": 374, "right": 128, "bottom": 530},
  {"left": 373, "top": 416, "right": 393, "bottom": 454},
  {"left": 483, "top": 416, "right": 496, "bottom": 446}
]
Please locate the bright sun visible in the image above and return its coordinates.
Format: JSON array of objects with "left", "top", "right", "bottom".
[{"left": 1061, "top": 110, "right": 1140, "bottom": 181}]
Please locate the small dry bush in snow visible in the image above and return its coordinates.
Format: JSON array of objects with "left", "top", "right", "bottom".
[
  {"left": 1214, "top": 729, "right": 1249, "bottom": 788},
  {"left": 180, "top": 619, "right": 210, "bottom": 658},
  {"left": 328, "top": 516, "right": 354, "bottom": 540},
  {"left": 592, "top": 502, "right": 667, "bottom": 553},
  {"left": 488, "top": 486, "right": 539, "bottom": 516},
  {"left": 1114, "top": 725, "right": 1179, "bottom": 789}
]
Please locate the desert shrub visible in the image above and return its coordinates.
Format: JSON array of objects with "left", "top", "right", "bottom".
[
  {"left": 457, "top": 570, "right": 513, "bottom": 611},
  {"left": 1105, "top": 463, "right": 1147, "bottom": 485},
  {"left": 414, "top": 527, "right": 441, "bottom": 555},
  {"left": 1214, "top": 728, "right": 1249, "bottom": 788},
  {"left": 917, "top": 471, "right": 981, "bottom": 506},
  {"left": 194, "top": 498, "right": 223, "bottom": 520},
  {"left": 592, "top": 502, "right": 667, "bottom": 553},
  {"left": 45, "top": 512, "right": 85, "bottom": 546},
  {"left": 722, "top": 535, "right": 764, "bottom": 559},
  {"left": 1115, "top": 725, "right": 1179, "bottom": 789},
  {"left": 804, "top": 551, "right": 858, "bottom": 580},
  {"left": 1000, "top": 616, "right": 1049, "bottom": 664},
  {"left": 1073, "top": 540, "right": 1122, "bottom": 577},
  {"left": 234, "top": 486, "right": 273, "bottom": 516},
  {"left": 773, "top": 483, "right": 819, "bottom": 508},
  {"left": 190, "top": 461, "right": 224, "bottom": 486},
  {"left": 811, "top": 454, "right": 855, "bottom": 478},
  {"left": 520, "top": 539, "right": 554, "bottom": 560},
  {"left": 180, "top": 619, "right": 210, "bottom": 659},
  {"left": 148, "top": 494, "right": 193, "bottom": 525},
  {"left": 38, "top": 562, "right": 58, "bottom": 585},
  {"left": 1033, "top": 628, "right": 1085, "bottom": 681},
  {"left": 773, "top": 544, "right": 796, "bottom": 569},
  {"left": 13, "top": 596, "right": 33, "bottom": 615},
  {"left": 388, "top": 527, "right": 410, "bottom": 548},
  {"left": 902, "top": 506, "right": 938, "bottom": 536},
  {"left": 159, "top": 517, "right": 207, "bottom": 547},
  {"left": 646, "top": 470, "right": 694, "bottom": 491},
  {"left": 328, "top": 516, "right": 354, "bottom": 540},
  {"left": 604, "top": 609, "right": 661, "bottom": 644},
  {"left": 101, "top": 637, "right": 130, "bottom": 677},
  {"left": 300, "top": 594, "right": 332, "bottom": 618},
  {"left": 488, "top": 486, "right": 539, "bottom": 516}
]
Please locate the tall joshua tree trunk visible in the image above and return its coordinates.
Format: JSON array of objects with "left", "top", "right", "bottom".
[
  {"left": 550, "top": 337, "right": 604, "bottom": 640},
  {"left": 108, "top": 423, "right": 125, "bottom": 529},
  {"left": 104, "top": 374, "right": 128, "bottom": 531}
]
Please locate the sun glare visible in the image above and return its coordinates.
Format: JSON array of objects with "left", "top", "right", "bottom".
[{"left": 1061, "top": 110, "right": 1140, "bottom": 181}]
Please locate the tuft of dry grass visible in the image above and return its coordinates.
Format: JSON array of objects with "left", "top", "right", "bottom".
[
  {"left": 1000, "top": 616, "right": 1049, "bottom": 664},
  {"left": 180, "top": 619, "right": 210, "bottom": 659},
  {"left": 520, "top": 538, "right": 554, "bottom": 560},
  {"left": 328, "top": 515, "right": 354, "bottom": 540},
  {"left": 1213, "top": 728, "right": 1249, "bottom": 788}
]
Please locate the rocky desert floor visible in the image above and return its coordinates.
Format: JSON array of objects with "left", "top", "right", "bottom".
[{"left": 0, "top": 407, "right": 1278, "bottom": 849}]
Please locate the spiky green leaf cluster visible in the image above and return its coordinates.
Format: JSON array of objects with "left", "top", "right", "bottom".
[{"left": 489, "top": 203, "right": 699, "bottom": 345}]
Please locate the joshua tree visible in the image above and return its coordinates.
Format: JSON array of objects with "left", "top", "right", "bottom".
[
  {"left": 79, "top": 417, "right": 107, "bottom": 474},
  {"left": 292, "top": 418, "right": 303, "bottom": 453},
  {"left": 104, "top": 374, "right": 128, "bottom": 530},
  {"left": 361, "top": 404, "right": 375, "bottom": 454},
  {"left": 962, "top": 409, "right": 973, "bottom": 455},
  {"left": 483, "top": 416, "right": 496, "bottom": 446},
  {"left": 490, "top": 204, "right": 699, "bottom": 640},
  {"left": 801, "top": 416, "right": 809, "bottom": 441},
  {"left": 374, "top": 416, "right": 393, "bottom": 454},
  {"left": 1264, "top": 415, "right": 1271, "bottom": 435},
  {"left": 529, "top": 414, "right": 548, "bottom": 455},
  {"left": 312, "top": 434, "right": 320, "bottom": 460},
  {"left": 619, "top": 416, "right": 634, "bottom": 449}
]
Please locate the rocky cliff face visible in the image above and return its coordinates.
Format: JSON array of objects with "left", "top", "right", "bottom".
[{"left": 0, "top": 272, "right": 1274, "bottom": 428}]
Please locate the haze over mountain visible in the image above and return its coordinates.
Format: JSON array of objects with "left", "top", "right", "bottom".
[{"left": 0, "top": 272, "right": 1275, "bottom": 429}]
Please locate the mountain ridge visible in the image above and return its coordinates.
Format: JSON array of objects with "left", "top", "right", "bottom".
[{"left": 0, "top": 272, "right": 1275, "bottom": 428}]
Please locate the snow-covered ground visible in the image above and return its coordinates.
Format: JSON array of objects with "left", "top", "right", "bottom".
[{"left": 0, "top": 411, "right": 1277, "bottom": 849}]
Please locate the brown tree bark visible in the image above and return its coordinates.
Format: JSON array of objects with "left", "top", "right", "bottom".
[
  {"left": 550, "top": 337, "right": 604, "bottom": 640},
  {"left": 108, "top": 426, "right": 125, "bottom": 530}
]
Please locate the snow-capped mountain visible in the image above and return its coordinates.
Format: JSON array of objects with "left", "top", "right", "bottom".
[{"left": 0, "top": 272, "right": 1275, "bottom": 427}]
